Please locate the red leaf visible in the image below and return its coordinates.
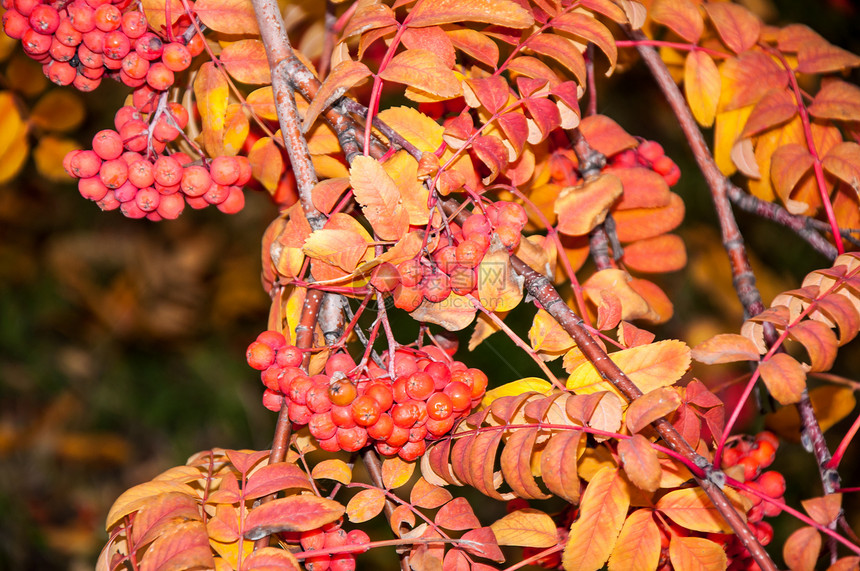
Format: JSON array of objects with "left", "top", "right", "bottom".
[
  {"left": 244, "top": 495, "right": 345, "bottom": 539},
  {"left": 704, "top": 2, "right": 761, "bottom": 54},
  {"left": 550, "top": 12, "right": 617, "bottom": 73},
  {"left": 131, "top": 492, "right": 201, "bottom": 547},
  {"left": 303, "top": 61, "right": 372, "bottom": 132},
  {"left": 465, "top": 75, "right": 511, "bottom": 114},
  {"left": 435, "top": 497, "right": 481, "bottom": 531},
  {"left": 138, "top": 521, "right": 213, "bottom": 571},
  {"left": 809, "top": 80, "right": 860, "bottom": 122},
  {"left": 650, "top": 0, "right": 704, "bottom": 43},
  {"left": 741, "top": 88, "right": 798, "bottom": 139},
  {"left": 410, "top": 477, "right": 453, "bottom": 509},
  {"left": 244, "top": 462, "right": 313, "bottom": 500},
  {"left": 460, "top": 527, "right": 505, "bottom": 562}
]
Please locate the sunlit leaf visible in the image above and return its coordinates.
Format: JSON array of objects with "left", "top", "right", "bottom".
[
  {"left": 346, "top": 489, "right": 386, "bottom": 523},
  {"left": 656, "top": 488, "right": 733, "bottom": 533},
  {"left": 608, "top": 509, "right": 660, "bottom": 571},
  {"left": 245, "top": 496, "right": 345, "bottom": 539},
  {"left": 684, "top": 51, "right": 720, "bottom": 127},
  {"left": 669, "top": 536, "right": 727, "bottom": 571},
  {"left": 407, "top": 0, "right": 533, "bottom": 28},
  {"left": 194, "top": 0, "right": 259, "bottom": 34},
  {"left": 491, "top": 509, "right": 558, "bottom": 548}
]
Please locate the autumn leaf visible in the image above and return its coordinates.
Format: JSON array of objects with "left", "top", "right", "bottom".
[
  {"left": 783, "top": 527, "right": 821, "bottom": 571},
  {"left": 540, "top": 431, "right": 583, "bottom": 503},
  {"left": 626, "top": 387, "right": 682, "bottom": 434},
  {"left": 312, "top": 459, "right": 352, "bottom": 484},
  {"left": 491, "top": 509, "right": 558, "bottom": 548},
  {"left": 303, "top": 61, "right": 372, "bottom": 132},
  {"left": 802, "top": 494, "right": 842, "bottom": 527},
  {"left": 656, "top": 488, "right": 733, "bottom": 533},
  {"left": 703, "top": 2, "right": 760, "bottom": 54},
  {"left": 410, "top": 477, "right": 453, "bottom": 509},
  {"left": 621, "top": 234, "right": 687, "bottom": 274},
  {"left": 617, "top": 434, "right": 661, "bottom": 492},
  {"left": 529, "top": 309, "right": 575, "bottom": 353},
  {"left": 691, "top": 333, "right": 761, "bottom": 364},
  {"left": 244, "top": 496, "right": 345, "bottom": 539},
  {"left": 194, "top": 62, "right": 229, "bottom": 157},
  {"left": 481, "top": 378, "right": 553, "bottom": 409},
  {"left": 106, "top": 480, "right": 197, "bottom": 529},
  {"left": 562, "top": 467, "right": 630, "bottom": 571},
  {"left": 380, "top": 49, "right": 461, "bottom": 99},
  {"left": 555, "top": 174, "right": 623, "bottom": 236},
  {"left": 140, "top": 520, "right": 214, "bottom": 571},
  {"left": 669, "top": 536, "right": 728, "bottom": 571},
  {"left": 822, "top": 142, "right": 860, "bottom": 190},
  {"left": 436, "top": 497, "right": 481, "bottom": 531},
  {"left": 650, "top": 0, "right": 704, "bottom": 43},
  {"left": 406, "top": 0, "right": 534, "bottom": 28},
  {"left": 567, "top": 340, "right": 691, "bottom": 396},
  {"left": 758, "top": 353, "right": 807, "bottom": 405},
  {"left": 608, "top": 509, "right": 660, "bottom": 571},
  {"left": 740, "top": 89, "right": 798, "bottom": 139},
  {"left": 377, "top": 107, "right": 444, "bottom": 152},
  {"left": 303, "top": 228, "right": 370, "bottom": 273},
  {"left": 220, "top": 40, "right": 270, "bottom": 84},
  {"left": 684, "top": 51, "right": 720, "bottom": 127},
  {"left": 346, "top": 489, "right": 386, "bottom": 523},
  {"left": 808, "top": 80, "right": 860, "bottom": 121},
  {"left": 141, "top": 0, "right": 185, "bottom": 33},
  {"left": 477, "top": 239, "right": 524, "bottom": 312},
  {"left": 194, "top": 0, "right": 259, "bottom": 34},
  {"left": 551, "top": 12, "right": 617, "bottom": 75},
  {"left": 381, "top": 457, "right": 415, "bottom": 489},
  {"left": 349, "top": 155, "right": 410, "bottom": 241}
]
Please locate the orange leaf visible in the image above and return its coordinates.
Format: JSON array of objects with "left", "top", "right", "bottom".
[
  {"left": 525, "top": 33, "right": 586, "bottom": 85},
  {"left": 446, "top": 26, "right": 500, "bottom": 68},
  {"left": 802, "top": 494, "right": 842, "bottom": 527},
  {"left": 246, "top": 87, "right": 277, "bottom": 121},
  {"left": 618, "top": 321, "right": 656, "bottom": 347},
  {"left": 822, "top": 142, "right": 860, "bottom": 190},
  {"left": 460, "top": 527, "right": 504, "bottom": 562},
  {"left": 472, "top": 134, "right": 510, "bottom": 183},
  {"left": 668, "top": 536, "right": 727, "bottom": 571},
  {"left": 311, "top": 178, "right": 351, "bottom": 215},
  {"left": 500, "top": 428, "right": 551, "bottom": 499},
  {"left": 220, "top": 40, "right": 270, "bottom": 84},
  {"left": 106, "top": 481, "right": 197, "bottom": 529},
  {"left": 691, "top": 333, "right": 761, "bottom": 364},
  {"left": 346, "top": 489, "right": 386, "bottom": 523},
  {"left": 626, "top": 387, "right": 682, "bottom": 434},
  {"left": 551, "top": 12, "right": 617, "bottom": 74},
  {"left": 555, "top": 173, "right": 623, "bottom": 236},
  {"left": 618, "top": 434, "right": 661, "bottom": 492},
  {"left": 349, "top": 155, "right": 410, "bottom": 241},
  {"left": 579, "top": 114, "right": 638, "bottom": 157},
  {"left": 783, "top": 526, "right": 821, "bottom": 571},
  {"left": 561, "top": 467, "right": 630, "bottom": 571},
  {"left": 621, "top": 234, "right": 687, "bottom": 274},
  {"left": 465, "top": 75, "right": 511, "bottom": 114},
  {"left": 770, "top": 143, "right": 815, "bottom": 212},
  {"left": 381, "top": 456, "right": 415, "bottom": 489},
  {"left": 758, "top": 353, "right": 806, "bottom": 405},
  {"left": 567, "top": 339, "right": 691, "bottom": 396},
  {"left": 303, "top": 228, "right": 371, "bottom": 273},
  {"left": 380, "top": 49, "right": 461, "bottom": 99},
  {"left": 194, "top": 62, "right": 229, "bottom": 157},
  {"left": 436, "top": 497, "right": 481, "bottom": 531},
  {"left": 406, "top": 0, "right": 533, "bottom": 28},
  {"left": 596, "top": 289, "right": 623, "bottom": 331},
  {"left": 808, "top": 80, "right": 860, "bottom": 121},
  {"left": 139, "top": 520, "right": 213, "bottom": 571},
  {"left": 613, "top": 167, "right": 672, "bottom": 210},
  {"left": 718, "top": 52, "right": 787, "bottom": 112},
  {"left": 540, "top": 431, "right": 583, "bottom": 503},
  {"left": 410, "top": 293, "right": 477, "bottom": 331},
  {"left": 410, "top": 477, "right": 453, "bottom": 509},
  {"left": 243, "top": 463, "right": 313, "bottom": 500},
  {"left": 490, "top": 509, "right": 558, "bottom": 547},
  {"left": 303, "top": 60, "right": 372, "bottom": 132},
  {"left": 741, "top": 88, "right": 798, "bottom": 139},
  {"left": 582, "top": 269, "right": 654, "bottom": 324},
  {"left": 613, "top": 192, "right": 685, "bottom": 243},
  {"left": 608, "top": 509, "right": 660, "bottom": 571},
  {"left": 31, "top": 89, "right": 84, "bottom": 133},
  {"left": 656, "top": 488, "right": 734, "bottom": 533},
  {"left": 684, "top": 51, "right": 720, "bottom": 127},
  {"left": 244, "top": 547, "right": 301, "bottom": 570},
  {"left": 796, "top": 36, "right": 860, "bottom": 74},
  {"left": 650, "top": 0, "right": 704, "bottom": 43},
  {"left": 194, "top": 0, "right": 259, "bottom": 35},
  {"left": 788, "top": 320, "right": 838, "bottom": 372},
  {"left": 703, "top": 2, "right": 760, "bottom": 54},
  {"left": 131, "top": 492, "right": 201, "bottom": 546},
  {"left": 245, "top": 496, "right": 345, "bottom": 539},
  {"left": 311, "top": 459, "right": 352, "bottom": 484}
]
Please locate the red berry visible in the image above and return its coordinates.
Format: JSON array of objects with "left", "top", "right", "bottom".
[
  {"left": 162, "top": 41, "right": 192, "bottom": 71},
  {"left": 2, "top": 10, "right": 30, "bottom": 39},
  {"left": 153, "top": 156, "right": 182, "bottom": 186},
  {"left": 135, "top": 187, "right": 160, "bottom": 212},
  {"left": 329, "top": 554, "right": 355, "bottom": 571},
  {"left": 288, "top": 374, "right": 313, "bottom": 404},
  {"left": 331, "top": 405, "right": 356, "bottom": 428},
  {"left": 146, "top": 62, "right": 174, "bottom": 90},
  {"left": 421, "top": 272, "right": 450, "bottom": 303},
  {"left": 309, "top": 412, "right": 338, "bottom": 441},
  {"left": 306, "top": 382, "right": 333, "bottom": 414},
  {"left": 352, "top": 396, "right": 381, "bottom": 427},
  {"left": 364, "top": 382, "right": 394, "bottom": 411},
  {"left": 304, "top": 555, "right": 331, "bottom": 571},
  {"left": 386, "top": 425, "right": 410, "bottom": 447},
  {"left": 135, "top": 32, "right": 163, "bottom": 60},
  {"left": 495, "top": 224, "right": 521, "bottom": 250},
  {"left": 29, "top": 4, "right": 60, "bottom": 34},
  {"left": 449, "top": 266, "right": 477, "bottom": 295},
  {"left": 300, "top": 528, "right": 325, "bottom": 550},
  {"left": 210, "top": 156, "right": 240, "bottom": 185},
  {"left": 262, "top": 389, "right": 284, "bottom": 412},
  {"left": 336, "top": 426, "right": 367, "bottom": 452},
  {"left": 638, "top": 141, "right": 664, "bottom": 163},
  {"left": 180, "top": 165, "right": 212, "bottom": 197},
  {"left": 99, "top": 159, "right": 128, "bottom": 189},
  {"left": 754, "top": 471, "right": 786, "bottom": 498},
  {"left": 426, "top": 414, "right": 456, "bottom": 437},
  {"left": 78, "top": 176, "right": 109, "bottom": 201},
  {"left": 276, "top": 345, "right": 303, "bottom": 368},
  {"left": 426, "top": 392, "right": 453, "bottom": 420},
  {"left": 393, "top": 284, "right": 423, "bottom": 312},
  {"left": 156, "top": 192, "right": 185, "bottom": 220},
  {"left": 217, "top": 186, "right": 245, "bottom": 214},
  {"left": 497, "top": 202, "right": 528, "bottom": 228},
  {"left": 462, "top": 213, "right": 492, "bottom": 239},
  {"left": 367, "top": 413, "right": 394, "bottom": 441},
  {"left": 346, "top": 529, "right": 370, "bottom": 547},
  {"left": 433, "top": 245, "right": 458, "bottom": 274},
  {"left": 405, "top": 372, "right": 435, "bottom": 401},
  {"left": 121, "top": 11, "right": 147, "bottom": 38},
  {"left": 397, "top": 259, "right": 423, "bottom": 288},
  {"left": 397, "top": 439, "right": 426, "bottom": 461},
  {"left": 391, "top": 402, "right": 420, "bottom": 428},
  {"left": 444, "top": 381, "right": 472, "bottom": 411},
  {"left": 92, "top": 130, "right": 124, "bottom": 160},
  {"left": 288, "top": 401, "right": 312, "bottom": 424},
  {"left": 371, "top": 262, "right": 400, "bottom": 292},
  {"left": 247, "top": 340, "right": 276, "bottom": 370},
  {"left": 328, "top": 379, "right": 357, "bottom": 406}
]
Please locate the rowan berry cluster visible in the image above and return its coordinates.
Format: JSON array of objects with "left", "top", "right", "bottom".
[
  {"left": 609, "top": 140, "right": 682, "bottom": 187},
  {"left": 2, "top": 0, "right": 202, "bottom": 91},
  {"left": 246, "top": 331, "right": 489, "bottom": 461},
  {"left": 63, "top": 105, "right": 250, "bottom": 219},
  {"left": 372, "top": 202, "right": 529, "bottom": 312},
  {"left": 299, "top": 521, "right": 370, "bottom": 571}
]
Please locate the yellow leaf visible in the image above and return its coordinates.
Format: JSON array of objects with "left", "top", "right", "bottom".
[
  {"left": 141, "top": 0, "right": 184, "bottom": 33},
  {"left": 562, "top": 467, "right": 630, "bottom": 571},
  {"left": 567, "top": 340, "right": 691, "bottom": 397},
  {"left": 380, "top": 49, "right": 461, "bottom": 99},
  {"left": 656, "top": 488, "right": 733, "bottom": 533},
  {"left": 222, "top": 103, "right": 249, "bottom": 156},
  {"left": 349, "top": 155, "right": 410, "bottom": 241},
  {"left": 220, "top": 40, "right": 270, "bottom": 85},
  {"left": 684, "top": 51, "right": 720, "bottom": 127},
  {"left": 246, "top": 87, "right": 278, "bottom": 121},
  {"left": 0, "top": 119, "right": 29, "bottom": 184},
  {"left": 248, "top": 137, "right": 285, "bottom": 193},
  {"left": 377, "top": 106, "right": 444, "bottom": 152},
  {"left": 303, "top": 228, "right": 371, "bottom": 273},
  {"left": 608, "top": 509, "right": 660, "bottom": 571},
  {"left": 529, "top": 308, "right": 575, "bottom": 353},
  {"left": 194, "top": 62, "right": 229, "bottom": 156},
  {"left": 481, "top": 378, "right": 554, "bottom": 409},
  {"left": 491, "top": 508, "right": 558, "bottom": 548},
  {"left": 194, "top": 0, "right": 259, "bottom": 35},
  {"left": 758, "top": 353, "right": 807, "bottom": 405},
  {"left": 311, "top": 459, "right": 352, "bottom": 484},
  {"left": 381, "top": 457, "right": 415, "bottom": 489},
  {"left": 713, "top": 106, "right": 753, "bottom": 176},
  {"left": 669, "top": 536, "right": 727, "bottom": 571},
  {"left": 383, "top": 151, "right": 430, "bottom": 225},
  {"left": 617, "top": 434, "right": 661, "bottom": 492},
  {"left": 407, "top": 0, "right": 533, "bottom": 28}
]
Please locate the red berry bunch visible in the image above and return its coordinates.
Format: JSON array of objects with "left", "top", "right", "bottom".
[
  {"left": 247, "top": 332, "right": 489, "bottom": 461},
  {"left": 299, "top": 522, "right": 370, "bottom": 571},
  {"left": 607, "top": 140, "right": 682, "bottom": 187},
  {"left": 375, "top": 202, "right": 529, "bottom": 312},
  {"left": 63, "top": 103, "right": 250, "bottom": 219},
  {"left": 2, "top": 0, "right": 202, "bottom": 91}
]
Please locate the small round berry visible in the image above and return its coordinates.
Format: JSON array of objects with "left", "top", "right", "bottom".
[
  {"left": 307, "top": 383, "right": 333, "bottom": 414},
  {"left": 495, "top": 224, "right": 521, "bottom": 250},
  {"left": 102, "top": 30, "right": 131, "bottom": 60},
  {"left": 217, "top": 186, "right": 245, "bottom": 214},
  {"left": 405, "top": 372, "right": 435, "bottom": 401},
  {"left": 426, "top": 392, "right": 453, "bottom": 420},
  {"left": 352, "top": 396, "right": 381, "bottom": 427},
  {"left": 462, "top": 213, "right": 492, "bottom": 239},
  {"left": 330, "top": 554, "right": 356, "bottom": 571},
  {"left": 180, "top": 165, "right": 212, "bottom": 197},
  {"left": 29, "top": 4, "right": 60, "bottom": 34},
  {"left": 78, "top": 176, "right": 109, "bottom": 201},
  {"left": 637, "top": 141, "right": 664, "bottom": 163},
  {"left": 247, "top": 340, "right": 276, "bottom": 370},
  {"left": 153, "top": 155, "right": 183, "bottom": 187},
  {"left": 397, "top": 439, "right": 426, "bottom": 462},
  {"left": 2, "top": 10, "right": 30, "bottom": 39},
  {"left": 364, "top": 382, "right": 394, "bottom": 411},
  {"left": 135, "top": 187, "right": 160, "bottom": 212},
  {"left": 288, "top": 401, "right": 312, "bottom": 425},
  {"left": 203, "top": 183, "right": 230, "bottom": 205},
  {"left": 162, "top": 42, "right": 192, "bottom": 71},
  {"left": 754, "top": 471, "right": 786, "bottom": 498},
  {"left": 146, "top": 62, "right": 174, "bottom": 90},
  {"left": 21, "top": 29, "right": 52, "bottom": 55},
  {"left": 391, "top": 402, "right": 420, "bottom": 428},
  {"left": 210, "top": 156, "right": 240, "bottom": 185},
  {"left": 397, "top": 259, "right": 423, "bottom": 288},
  {"left": 121, "top": 10, "right": 147, "bottom": 38},
  {"left": 336, "top": 426, "right": 368, "bottom": 452},
  {"left": 371, "top": 262, "right": 400, "bottom": 292},
  {"left": 331, "top": 405, "right": 357, "bottom": 429},
  {"left": 328, "top": 379, "right": 357, "bottom": 407},
  {"left": 421, "top": 272, "right": 451, "bottom": 303},
  {"left": 99, "top": 159, "right": 128, "bottom": 189},
  {"left": 309, "top": 412, "right": 338, "bottom": 441},
  {"left": 426, "top": 414, "right": 456, "bottom": 437},
  {"left": 276, "top": 345, "right": 303, "bottom": 368},
  {"left": 393, "top": 284, "right": 423, "bottom": 312},
  {"left": 497, "top": 202, "right": 528, "bottom": 228},
  {"left": 135, "top": 32, "right": 163, "bottom": 61},
  {"left": 367, "top": 413, "right": 394, "bottom": 441},
  {"left": 92, "top": 129, "right": 124, "bottom": 160},
  {"left": 443, "top": 381, "right": 472, "bottom": 411},
  {"left": 156, "top": 192, "right": 185, "bottom": 220},
  {"left": 455, "top": 239, "right": 485, "bottom": 268},
  {"left": 300, "top": 527, "right": 326, "bottom": 550},
  {"left": 262, "top": 389, "right": 284, "bottom": 412}
]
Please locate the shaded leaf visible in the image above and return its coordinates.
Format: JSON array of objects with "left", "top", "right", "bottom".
[
  {"left": 529, "top": 308, "right": 575, "bottom": 353},
  {"left": 650, "top": 0, "right": 703, "bottom": 43},
  {"left": 808, "top": 80, "right": 860, "bottom": 121},
  {"left": 460, "top": 527, "right": 505, "bottom": 562},
  {"left": 802, "top": 494, "right": 842, "bottom": 527},
  {"left": 608, "top": 509, "right": 660, "bottom": 571},
  {"left": 551, "top": 12, "right": 617, "bottom": 74},
  {"left": 823, "top": 142, "right": 860, "bottom": 192},
  {"left": 788, "top": 320, "right": 838, "bottom": 372},
  {"left": 613, "top": 192, "right": 685, "bottom": 243},
  {"left": 244, "top": 547, "right": 301, "bottom": 570},
  {"left": 684, "top": 51, "right": 720, "bottom": 128},
  {"left": 758, "top": 349, "right": 807, "bottom": 407},
  {"left": 618, "top": 435, "right": 661, "bottom": 492},
  {"left": 477, "top": 239, "right": 524, "bottom": 312},
  {"left": 621, "top": 234, "right": 687, "bottom": 274},
  {"left": 741, "top": 89, "right": 798, "bottom": 139},
  {"left": 692, "top": 334, "right": 761, "bottom": 364},
  {"left": 436, "top": 497, "right": 481, "bottom": 531},
  {"left": 349, "top": 155, "right": 410, "bottom": 241},
  {"left": 626, "top": 387, "right": 682, "bottom": 434},
  {"left": 783, "top": 526, "right": 821, "bottom": 571},
  {"left": 669, "top": 536, "right": 727, "bottom": 571}
]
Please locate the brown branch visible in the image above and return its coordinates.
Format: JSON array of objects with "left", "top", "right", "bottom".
[{"left": 362, "top": 450, "right": 411, "bottom": 571}]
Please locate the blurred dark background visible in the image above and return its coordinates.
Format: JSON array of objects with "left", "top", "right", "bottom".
[{"left": 1, "top": 0, "right": 860, "bottom": 569}]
